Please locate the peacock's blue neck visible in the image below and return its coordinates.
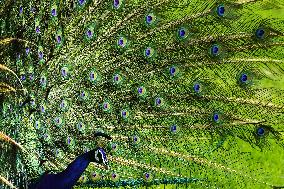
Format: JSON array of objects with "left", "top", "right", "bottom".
[
  {"left": 33, "top": 152, "right": 92, "bottom": 189},
  {"left": 56, "top": 152, "right": 91, "bottom": 189}
]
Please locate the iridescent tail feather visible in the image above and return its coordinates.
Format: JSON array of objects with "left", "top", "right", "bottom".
[{"left": 0, "top": 0, "right": 284, "bottom": 188}]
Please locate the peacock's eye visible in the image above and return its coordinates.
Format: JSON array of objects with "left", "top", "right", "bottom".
[
  {"left": 155, "top": 97, "right": 164, "bottom": 107},
  {"left": 51, "top": 8, "right": 57, "bottom": 16},
  {"left": 117, "top": 36, "right": 128, "bottom": 48},
  {"left": 25, "top": 47, "right": 30, "bottom": 55},
  {"left": 19, "top": 6, "right": 23, "bottom": 15},
  {"left": 240, "top": 73, "right": 248, "bottom": 82},
  {"left": 103, "top": 102, "right": 111, "bottom": 111},
  {"left": 56, "top": 35, "right": 62, "bottom": 44},
  {"left": 170, "top": 67, "right": 176, "bottom": 75},
  {"left": 87, "top": 30, "right": 93, "bottom": 38},
  {"left": 67, "top": 137, "right": 72, "bottom": 145},
  {"left": 78, "top": 0, "right": 85, "bottom": 6},
  {"left": 170, "top": 125, "right": 177, "bottom": 132},
  {"left": 81, "top": 91, "right": 85, "bottom": 97},
  {"left": 40, "top": 75, "right": 47, "bottom": 86},
  {"left": 133, "top": 135, "right": 140, "bottom": 144},
  {"left": 40, "top": 105, "right": 46, "bottom": 113},
  {"left": 144, "top": 172, "right": 150, "bottom": 180},
  {"left": 121, "top": 110, "right": 129, "bottom": 119},
  {"left": 178, "top": 27, "right": 188, "bottom": 39},
  {"left": 114, "top": 0, "right": 123, "bottom": 9},
  {"left": 36, "top": 26, "right": 40, "bottom": 33},
  {"left": 99, "top": 149, "right": 108, "bottom": 163},
  {"left": 38, "top": 51, "right": 43, "bottom": 59},
  {"left": 137, "top": 86, "right": 145, "bottom": 95},
  {"left": 85, "top": 25, "right": 96, "bottom": 40},
  {"left": 256, "top": 28, "right": 265, "bottom": 39},
  {"left": 194, "top": 83, "right": 200, "bottom": 92},
  {"left": 213, "top": 113, "right": 219, "bottom": 122},
  {"left": 155, "top": 98, "right": 162, "bottom": 106},
  {"left": 257, "top": 127, "right": 265, "bottom": 136},
  {"left": 211, "top": 44, "right": 220, "bottom": 56},
  {"left": 113, "top": 74, "right": 122, "bottom": 84},
  {"left": 179, "top": 28, "right": 186, "bottom": 37},
  {"left": 35, "top": 120, "right": 40, "bottom": 129},
  {"left": 61, "top": 67, "right": 69, "bottom": 77},
  {"left": 114, "top": 0, "right": 120, "bottom": 8},
  {"left": 217, "top": 5, "right": 225, "bottom": 17},
  {"left": 146, "top": 15, "right": 153, "bottom": 24},
  {"left": 29, "top": 74, "right": 34, "bottom": 81},
  {"left": 112, "top": 173, "right": 117, "bottom": 179},
  {"left": 145, "top": 13, "right": 156, "bottom": 26},
  {"left": 60, "top": 100, "right": 68, "bottom": 110},
  {"left": 20, "top": 74, "right": 26, "bottom": 81},
  {"left": 145, "top": 47, "right": 155, "bottom": 58}
]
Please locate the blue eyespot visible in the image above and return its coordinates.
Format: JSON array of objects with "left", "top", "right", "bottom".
[
  {"left": 87, "top": 29, "right": 93, "bottom": 38},
  {"left": 137, "top": 86, "right": 146, "bottom": 96},
  {"left": 146, "top": 15, "right": 152, "bottom": 23},
  {"left": 60, "top": 100, "right": 68, "bottom": 111},
  {"left": 257, "top": 127, "right": 265, "bottom": 136},
  {"left": 57, "top": 35, "right": 62, "bottom": 44},
  {"left": 145, "top": 13, "right": 156, "bottom": 25},
  {"left": 145, "top": 172, "right": 150, "bottom": 180},
  {"left": 213, "top": 113, "right": 219, "bottom": 122},
  {"left": 25, "top": 47, "right": 30, "bottom": 55},
  {"left": 211, "top": 44, "right": 219, "bottom": 56},
  {"left": 19, "top": 6, "right": 23, "bottom": 15},
  {"left": 256, "top": 28, "right": 265, "bottom": 39},
  {"left": 170, "top": 125, "right": 177, "bottom": 132},
  {"left": 21, "top": 74, "right": 26, "bottom": 81},
  {"left": 80, "top": 90, "right": 88, "bottom": 101},
  {"left": 114, "top": 0, "right": 123, "bottom": 9},
  {"left": 78, "top": 0, "right": 85, "bottom": 6},
  {"left": 178, "top": 27, "right": 188, "bottom": 39},
  {"left": 61, "top": 67, "right": 69, "bottom": 77},
  {"left": 77, "top": 122, "right": 85, "bottom": 132},
  {"left": 40, "top": 105, "right": 45, "bottom": 113},
  {"left": 118, "top": 38, "right": 124, "bottom": 46},
  {"left": 133, "top": 135, "right": 139, "bottom": 143},
  {"left": 217, "top": 5, "right": 225, "bottom": 17},
  {"left": 67, "top": 137, "right": 72, "bottom": 145},
  {"left": 155, "top": 98, "right": 162, "bottom": 106},
  {"left": 103, "top": 102, "right": 111, "bottom": 111},
  {"left": 38, "top": 51, "right": 43, "bottom": 59},
  {"left": 40, "top": 75, "right": 47, "bottom": 87},
  {"left": 36, "top": 26, "right": 40, "bottom": 34},
  {"left": 145, "top": 47, "right": 154, "bottom": 58},
  {"left": 89, "top": 71, "right": 98, "bottom": 82},
  {"left": 51, "top": 8, "right": 57, "bottom": 16},
  {"left": 240, "top": 73, "right": 248, "bottom": 83},
  {"left": 117, "top": 36, "right": 128, "bottom": 48},
  {"left": 179, "top": 29, "right": 186, "bottom": 37},
  {"left": 194, "top": 83, "right": 200, "bottom": 93},
  {"left": 121, "top": 110, "right": 129, "bottom": 119},
  {"left": 170, "top": 66, "right": 176, "bottom": 76},
  {"left": 35, "top": 120, "right": 40, "bottom": 129},
  {"left": 145, "top": 48, "right": 151, "bottom": 57},
  {"left": 114, "top": 74, "right": 120, "bottom": 82}
]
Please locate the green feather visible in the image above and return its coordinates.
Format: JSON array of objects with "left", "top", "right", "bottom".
[{"left": 0, "top": 0, "right": 284, "bottom": 188}]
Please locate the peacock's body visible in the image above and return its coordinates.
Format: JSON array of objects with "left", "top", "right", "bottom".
[{"left": 0, "top": 0, "right": 284, "bottom": 188}]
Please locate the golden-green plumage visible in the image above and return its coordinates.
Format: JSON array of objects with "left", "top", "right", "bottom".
[{"left": 0, "top": 0, "right": 284, "bottom": 188}]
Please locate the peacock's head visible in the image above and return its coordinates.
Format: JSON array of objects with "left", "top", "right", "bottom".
[{"left": 89, "top": 147, "right": 109, "bottom": 170}]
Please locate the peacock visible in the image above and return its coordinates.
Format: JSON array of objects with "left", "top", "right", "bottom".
[{"left": 0, "top": 0, "right": 284, "bottom": 188}]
